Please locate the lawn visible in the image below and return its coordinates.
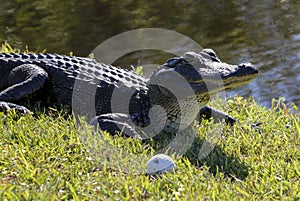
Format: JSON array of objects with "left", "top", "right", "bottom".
[{"left": 0, "top": 44, "right": 299, "bottom": 200}]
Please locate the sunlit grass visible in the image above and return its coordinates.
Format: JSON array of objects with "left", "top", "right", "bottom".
[
  {"left": 0, "top": 97, "right": 299, "bottom": 200},
  {"left": 0, "top": 44, "right": 299, "bottom": 200}
]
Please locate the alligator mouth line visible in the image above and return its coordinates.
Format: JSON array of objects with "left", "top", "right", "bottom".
[
  {"left": 186, "top": 73, "right": 257, "bottom": 96},
  {"left": 222, "top": 74, "right": 258, "bottom": 89}
]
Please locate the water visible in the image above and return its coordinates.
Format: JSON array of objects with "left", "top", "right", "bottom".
[{"left": 0, "top": 0, "right": 299, "bottom": 108}]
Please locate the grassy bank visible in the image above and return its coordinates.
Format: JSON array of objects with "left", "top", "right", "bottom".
[{"left": 0, "top": 45, "right": 299, "bottom": 200}]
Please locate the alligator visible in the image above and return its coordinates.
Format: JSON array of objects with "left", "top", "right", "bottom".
[{"left": 0, "top": 49, "right": 258, "bottom": 140}]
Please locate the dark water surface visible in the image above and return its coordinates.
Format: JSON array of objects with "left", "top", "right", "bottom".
[{"left": 1, "top": 0, "right": 300, "bottom": 108}]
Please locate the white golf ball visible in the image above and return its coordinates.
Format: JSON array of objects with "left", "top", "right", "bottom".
[{"left": 146, "top": 154, "right": 176, "bottom": 175}]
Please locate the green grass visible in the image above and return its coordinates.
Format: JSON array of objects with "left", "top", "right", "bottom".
[{"left": 0, "top": 44, "right": 299, "bottom": 200}]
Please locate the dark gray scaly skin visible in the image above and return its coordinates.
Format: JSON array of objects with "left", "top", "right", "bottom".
[{"left": 0, "top": 49, "right": 258, "bottom": 140}]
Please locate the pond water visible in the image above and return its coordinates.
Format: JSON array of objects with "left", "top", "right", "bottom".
[{"left": 1, "top": 0, "right": 300, "bottom": 108}]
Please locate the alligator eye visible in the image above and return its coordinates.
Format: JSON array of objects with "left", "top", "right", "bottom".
[
  {"left": 165, "top": 58, "right": 184, "bottom": 67},
  {"left": 200, "top": 49, "right": 220, "bottom": 62},
  {"left": 202, "top": 49, "right": 217, "bottom": 57}
]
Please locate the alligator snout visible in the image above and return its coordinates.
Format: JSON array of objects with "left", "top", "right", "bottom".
[{"left": 235, "top": 62, "right": 258, "bottom": 76}]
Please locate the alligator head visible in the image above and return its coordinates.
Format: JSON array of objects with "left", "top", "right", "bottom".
[{"left": 149, "top": 48, "right": 258, "bottom": 98}]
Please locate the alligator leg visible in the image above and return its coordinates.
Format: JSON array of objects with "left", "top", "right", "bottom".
[
  {"left": 0, "top": 64, "right": 48, "bottom": 113},
  {"left": 198, "top": 106, "right": 236, "bottom": 125},
  {"left": 90, "top": 113, "right": 144, "bottom": 139},
  {"left": 91, "top": 107, "right": 237, "bottom": 139}
]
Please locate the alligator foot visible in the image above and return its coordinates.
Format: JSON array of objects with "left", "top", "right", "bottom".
[
  {"left": 90, "top": 113, "right": 143, "bottom": 139},
  {"left": 199, "top": 106, "right": 236, "bottom": 126},
  {"left": 0, "top": 101, "right": 31, "bottom": 114}
]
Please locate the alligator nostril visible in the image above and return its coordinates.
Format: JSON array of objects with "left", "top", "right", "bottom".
[
  {"left": 238, "top": 62, "right": 250, "bottom": 68},
  {"left": 238, "top": 62, "right": 258, "bottom": 74}
]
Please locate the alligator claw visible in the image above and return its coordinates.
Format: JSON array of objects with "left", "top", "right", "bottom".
[
  {"left": 225, "top": 115, "right": 237, "bottom": 126},
  {"left": 251, "top": 122, "right": 263, "bottom": 128},
  {"left": 199, "top": 106, "right": 236, "bottom": 126},
  {"left": 0, "top": 101, "right": 32, "bottom": 114}
]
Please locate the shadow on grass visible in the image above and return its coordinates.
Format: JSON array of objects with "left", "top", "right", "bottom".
[
  {"left": 184, "top": 137, "right": 249, "bottom": 181},
  {"left": 145, "top": 131, "right": 249, "bottom": 181}
]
